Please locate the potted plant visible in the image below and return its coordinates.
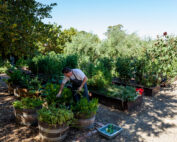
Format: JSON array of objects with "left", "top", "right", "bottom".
[
  {"left": 37, "top": 106, "right": 74, "bottom": 142},
  {"left": 72, "top": 98, "right": 98, "bottom": 129},
  {"left": 6, "top": 67, "right": 42, "bottom": 98},
  {"left": 13, "top": 97, "right": 43, "bottom": 126}
]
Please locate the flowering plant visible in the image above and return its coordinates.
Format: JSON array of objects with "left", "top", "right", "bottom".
[{"left": 136, "top": 88, "right": 144, "bottom": 95}]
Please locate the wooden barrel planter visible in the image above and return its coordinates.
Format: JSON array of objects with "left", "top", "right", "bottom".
[
  {"left": 13, "top": 107, "right": 41, "bottom": 126},
  {"left": 38, "top": 121, "right": 69, "bottom": 142},
  {"left": 74, "top": 114, "right": 96, "bottom": 129}
]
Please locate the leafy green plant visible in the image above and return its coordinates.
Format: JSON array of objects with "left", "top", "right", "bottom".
[
  {"left": 42, "top": 83, "right": 73, "bottom": 105},
  {"left": 13, "top": 97, "right": 43, "bottom": 109},
  {"left": 72, "top": 98, "right": 98, "bottom": 119},
  {"left": 116, "top": 57, "right": 133, "bottom": 82},
  {"left": 87, "top": 70, "right": 110, "bottom": 89},
  {"left": 95, "top": 85, "right": 139, "bottom": 102},
  {"left": 6, "top": 67, "right": 41, "bottom": 91},
  {"left": 37, "top": 105, "right": 74, "bottom": 126}
]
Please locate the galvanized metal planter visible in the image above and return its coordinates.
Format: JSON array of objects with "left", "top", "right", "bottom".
[{"left": 97, "top": 123, "right": 123, "bottom": 139}]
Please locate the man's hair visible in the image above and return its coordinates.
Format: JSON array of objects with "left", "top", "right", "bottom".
[{"left": 62, "top": 67, "right": 72, "bottom": 73}]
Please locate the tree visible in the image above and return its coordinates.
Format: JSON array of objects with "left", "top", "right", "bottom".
[
  {"left": 37, "top": 24, "right": 77, "bottom": 54},
  {"left": 99, "top": 24, "right": 145, "bottom": 59},
  {"left": 64, "top": 31, "right": 100, "bottom": 62},
  {"left": 0, "top": 0, "right": 56, "bottom": 60}
]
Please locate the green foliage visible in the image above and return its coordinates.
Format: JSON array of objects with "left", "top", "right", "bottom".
[
  {"left": 0, "top": 0, "right": 56, "bottom": 59},
  {"left": 0, "top": 59, "right": 12, "bottom": 73},
  {"left": 6, "top": 67, "right": 41, "bottom": 90},
  {"left": 37, "top": 25, "right": 77, "bottom": 54},
  {"left": 116, "top": 57, "right": 133, "bottom": 82},
  {"left": 13, "top": 97, "right": 43, "bottom": 109},
  {"left": 98, "top": 24, "right": 145, "bottom": 59},
  {"left": 72, "top": 98, "right": 98, "bottom": 119},
  {"left": 65, "top": 31, "right": 100, "bottom": 62},
  {"left": 37, "top": 106, "right": 74, "bottom": 125},
  {"left": 15, "top": 58, "right": 29, "bottom": 68},
  {"left": 29, "top": 52, "right": 66, "bottom": 79},
  {"left": 65, "top": 54, "right": 78, "bottom": 68},
  {"left": 88, "top": 70, "right": 110, "bottom": 89},
  {"left": 29, "top": 52, "right": 78, "bottom": 80},
  {"left": 96, "top": 85, "right": 139, "bottom": 101},
  {"left": 42, "top": 83, "right": 73, "bottom": 105}
]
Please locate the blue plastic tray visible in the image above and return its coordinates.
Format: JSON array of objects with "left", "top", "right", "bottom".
[{"left": 97, "top": 123, "right": 123, "bottom": 139}]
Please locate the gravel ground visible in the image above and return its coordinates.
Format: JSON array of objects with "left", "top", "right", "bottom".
[{"left": 1, "top": 74, "right": 177, "bottom": 142}]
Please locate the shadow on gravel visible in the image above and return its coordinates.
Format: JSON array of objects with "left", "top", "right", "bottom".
[{"left": 89, "top": 85, "right": 177, "bottom": 142}]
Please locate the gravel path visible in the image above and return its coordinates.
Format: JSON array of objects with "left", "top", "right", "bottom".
[{"left": 1, "top": 74, "right": 177, "bottom": 142}]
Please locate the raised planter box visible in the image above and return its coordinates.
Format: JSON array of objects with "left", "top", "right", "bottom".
[
  {"left": 90, "top": 91, "right": 143, "bottom": 111},
  {"left": 112, "top": 78, "right": 160, "bottom": 96}
]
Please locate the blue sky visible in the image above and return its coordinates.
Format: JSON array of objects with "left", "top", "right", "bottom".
[{"left": 37, "top": 0, "right": 177, "bottom": 39}]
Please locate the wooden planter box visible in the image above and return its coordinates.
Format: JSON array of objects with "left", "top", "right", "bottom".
[
  {"left": 90, "top": 91, "right": 143, "bottom": 111},
  {"left": 112, "top": 78, "right": 160, "bottom": 96}
]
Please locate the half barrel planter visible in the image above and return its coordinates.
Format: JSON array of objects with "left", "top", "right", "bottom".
[
  {"left": 90, "top": 91, "right": 143, "bottom": 111},
  {"left": 13, "top": 106, "right": 41, "bottom": 126},
  {"left": 74, "top": 114, "right": 96, "bottom": 129},
  {"left": 38, "top": 121, "right": 69, "bottom": 142}
]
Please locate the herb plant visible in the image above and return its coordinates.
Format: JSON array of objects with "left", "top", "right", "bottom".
[
  {"left": 37, "top": 105, "right": 74, "bottom": 126},
  {"left": 13, "top": 97, "right": 43, "bottom": 109}
]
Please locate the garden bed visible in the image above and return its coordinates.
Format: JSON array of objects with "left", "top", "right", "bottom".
[
  {"left": 112, "top": 78, "right": 160, "bottom": 96},
  {"left": 90, "top": 90, "right": 143, "bottom": 111}
]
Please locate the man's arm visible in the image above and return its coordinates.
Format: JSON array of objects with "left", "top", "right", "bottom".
[
  {"left": 78, "top": 76, "right": 88, "bottom": 91},
  {"left": 56, "top": 83, "right": 64, "bottom": 97}
]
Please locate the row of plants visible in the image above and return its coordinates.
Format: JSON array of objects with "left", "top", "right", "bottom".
[
  {"left": 12, "top": 83, "right": 99, "bottom": 140},
  {"left": 93, "top": 85, "right": 143, "bottom": 102}
]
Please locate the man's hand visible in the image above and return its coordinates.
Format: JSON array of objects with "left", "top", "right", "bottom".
[
  {"left": 56, "top": 93, "right": 61, "bottom": 98},
  {"left": 78, "top": 86, "right": 82, "bottom": 92}
]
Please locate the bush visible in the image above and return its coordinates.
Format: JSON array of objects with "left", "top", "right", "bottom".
[
  {"left": 29, "top": 52, "right": 66, "bottom": 78},
  {"left": 37, "top": 106, "right": 74, "bottom": 126},
  {"left": 65, "top": 54, "right": 78, "bottom": 68},
  {"left": 116, "top": 57, "right": 134, "bottom": 82},
  {"left": 29, "top": 52, "right": 78, "bottom": 81},
  {"left": 87, "top": 70, "right": 110, "bottom": 89}
]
